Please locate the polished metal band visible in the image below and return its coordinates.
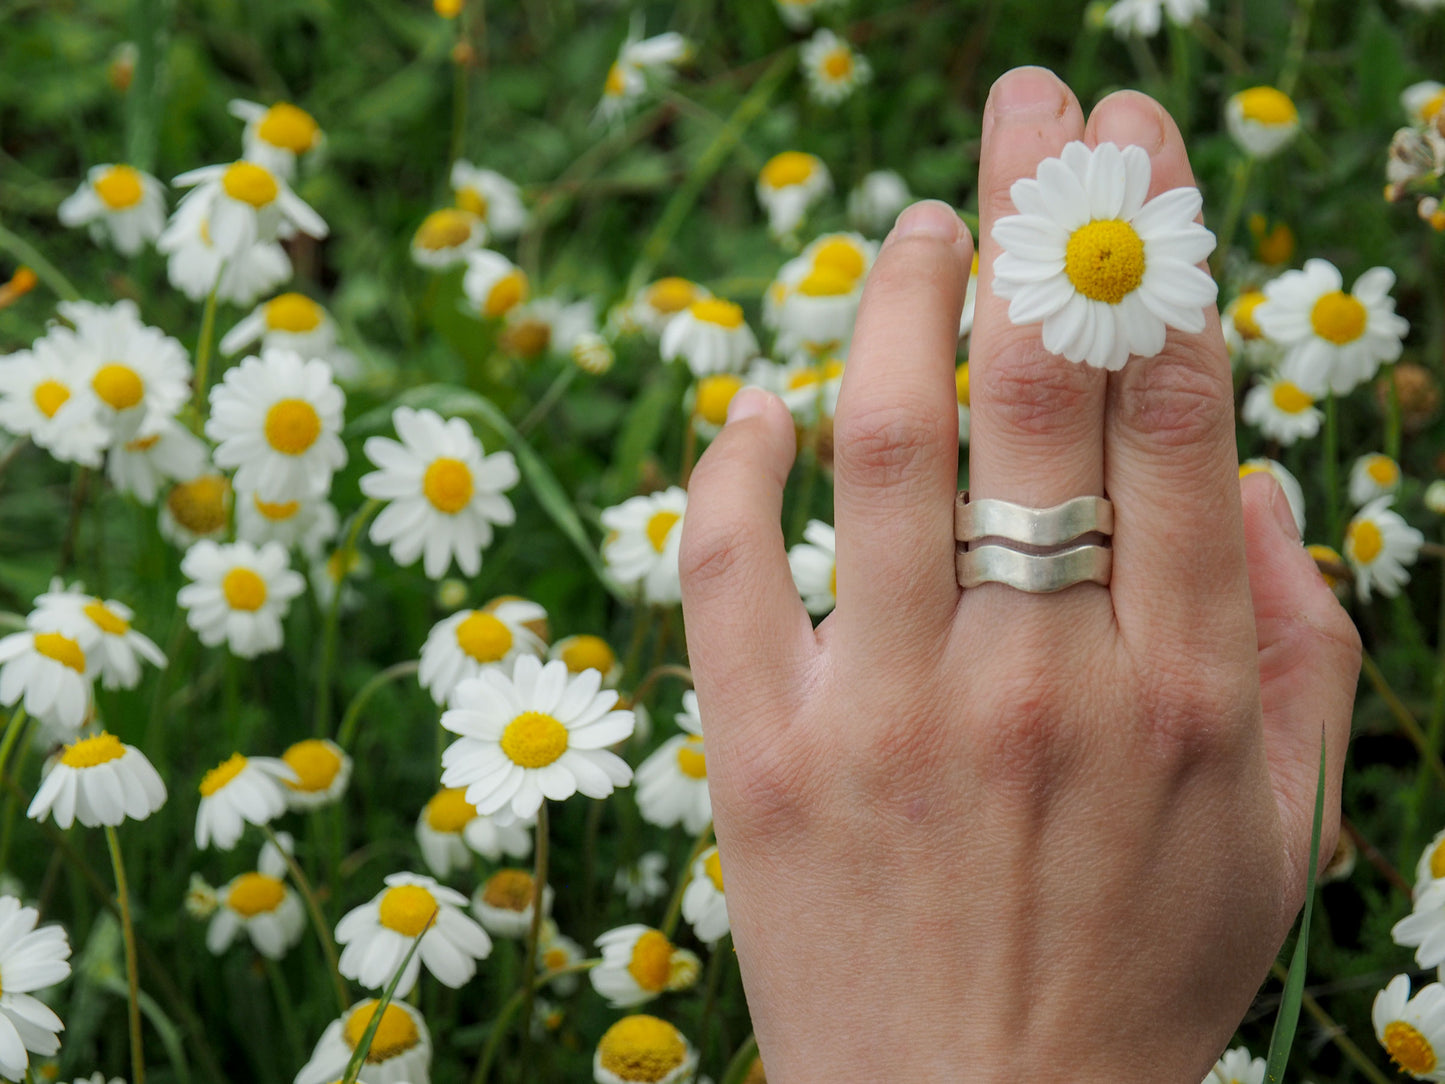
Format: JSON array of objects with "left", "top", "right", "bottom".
[
  {"left": 956, "top": 543, "right": 1113, "bottom": 593},
  {"left": 954, "top": 492, "right": 1114, "bottom": 547}
]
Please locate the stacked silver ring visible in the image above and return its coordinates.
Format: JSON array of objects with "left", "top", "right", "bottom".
[{"left": 954, "top": 492, "right": 1114, "bottom": 592}]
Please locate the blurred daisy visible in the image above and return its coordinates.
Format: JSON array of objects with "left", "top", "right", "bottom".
[
  {"left": 597, "top": 21, "right": 690, "bottom": 124},
  {"left": 774, "top": 0, "right": 843, "bottom": 30},
  {"left": 756, "top": 151, "right": 831, "bottom": 237},
  {"left": 681, "top": 844, "right": 729, "bottom": 945},
  {"left": 309, "top": 545, "right": 371, "bottom": 613},
  {"left": 960, "top": 252, "right": 980, "bottom": 340},
  {"left": 635, "top": 690, "right": 711, "bottom": 835},
  {"left": 451, "top": 161, "right": 528, "bottom": 239},
  {"left": 1307, "top": 543, "right": 1350, "bottom": 596},
  {"left": 1403, "top": 81, "right": 1445, "bottom": 126},
  {"left": 207, "top": 834, "right": 305, "bottom": 959},
  {"left": 1349, "top": 453, "right": 1403, "bottom": 506},
  {"left": 107, "top": 418, "right": 210, "bottom": 506},
  {"left": 410, "top": 208, "right": 486, "bottom": 270},
  {"left": 688, "top": 373, "right": 745, "bottom": 441},
  {"left": 548, "top": 635, "right": 619, "bottom": 687},
  {"left": 1256, "top": 259, "right": 1409, "bottom": 396},
  {"left": 1417, "top": 828, "right": 1445, "bottom": 897},
  {"left": 235, "top": 492, "right": 340, "bottom": 557},
  {"left": 219, "top": 293, "right": 355, "bottom": 379},
  {"left": 1427, "top": 481, "right": 1445, "bottom": 516},
  {"left": 178, "top": 540, "right": 306, "bottom": 658},
  {"left": 1222, "top": 289, "right": 1280, "bottom": 370},
  {"left": 848, "top": 169, "right": 912, "bottom": 236},
  {"left": 591, "top": 925, "right": 699, "bottom": 1008},
  {"left": 499, "top": 297, "right": 597, "bottom": 362},
  {"left": 360, "top": 406, "right": 519, "bottom": 580},
  {"left": 0, "top": 896, "right": 71, "bottom": 1084},
  {"left": 415, "top": 787, "right": 533, "bottom": 878},
  {"left": 228, "top": 100, "right": 324, "bottom": 179},
  {"left": 280, "top": 738, "right": 352, "bottom": 811},
  {"left": 956, "top": 359, "right": 972, "bottom": 443},
  {"left": 614, "top": 852, "right": 669, "bottom": 908},
  {"left": 440, "top": 655, "right": 635, "bottom": 820},
  {"left": 772, "top": 355, "right": 845, "bottom": 422},
  {"left": 991, "top": 140, "right": 1217, "bottom": 370},
  {"left": 295, "top": 999, "right": 432, "bottom": 1084},
  {"left": 537, "top": 921, "right": 585, "bottom": 994},
  {"left": 1241, "top": 376, "right": 1322, "bottom": 445},
  {"left": 159, "top": 474, "right": 233, "bottom": 547},
  {"left": 788, "top": 520, "right": 837, "bottom": 616},
  {"left": 172, "top": 160, "right": 327, "bottom": 259},
  {"left": 1204, "top": 1046, "right": 1265, "bottom": 1084},
  {"left": 156, "top": 191, "right": 291, "bottom": 306},
  {"left": 628, "top": 278, "right": 710, "bottom": 337},
  {"left": 463, "top": 249, "right": 529, "bottom": 318},
  {"left": 594, "top": 1014, "right": 697, "bottom": 1084},
  {"left": 1373, "top": 974, "right": 1445, "bottom": 1080},
  {"left": 1225, "top": 87, "right": 1300, "bottom": 158},
  {"left": 337, "top": 872, "right": 491, "bottom": 995},
  {"left": 472, "top": 868, "right": 553, "bottom": 938},
  {"left": 57, "top": 164, "right": 166, "bottom": 255},
  {"left": 1239, "top": 459, "right": 1305, "bottom": 536},
  {"left": 185, "top": 873, "right": 220, "bottom": 919},
  {"left": 1105, "top": 0, "right": 1207, "bottom": 36},
  {"left": 0, "top": 627, "right": 94, "bottom": 732},
  {"left": 206, "top": 349, "right": 347, "bottom": 503},
  {"left": 600, "top": 486, "right": 688, "bottom": 604},
  {"left": 800, "top": 29, "right": 871, "bottom": 105},
  {"left": 571, "top": 331, "right": 615, "bottom": 375},
  {"left": 65, "top": 298, "right": 192, "bottom": 441},
  {"left": 29, "top": 584, "right": 165, "bottom": 691},
  {"left": 26, "top": 731, "right": 166, "bottom": 828},
  {"left": 419, "top": 599, "right": 548, "bottom": 706},
  {"left": 0, "top": 343, "right": 109, "bottom": 467},
  {"left": 1345, "top": 497, "right": 1423, "bottom": 602},
  {"left": 660, "top": 299, "right": 759, "bottom": 376},
  {"left": 195, "top": 752, "right": 297, "bottom": 851}
]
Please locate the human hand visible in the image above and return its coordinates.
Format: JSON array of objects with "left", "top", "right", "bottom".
[{"left": 679, "top": 66, "right": 1360, "bottom": 1082}]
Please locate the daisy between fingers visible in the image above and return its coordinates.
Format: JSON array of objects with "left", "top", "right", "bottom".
[
  {"left": 27, "top": 731, "right": 166, "bottom": 829},
  {"left": 336, "top": 872, "right": 492, "bottom": 995},
  {"left": 0, "top": 896, "right": 71, "bottom": 1084},
  {"left": 991, "top": 140, "right": 1217, "bottom": 370}
]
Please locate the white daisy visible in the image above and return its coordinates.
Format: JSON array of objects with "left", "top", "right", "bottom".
[
  {"left": 537, "top": 920, "right": 585, "bottom": 994},
  {"left": 769, "top": 355, "right": 846, "bottom": 422},
  {"left": 472, "top": 868, "right": 554, "bottom": 939},
  {"left": 360, "top": 406, "right": 519, "bottom": 580},
  {"left": 171, "top": 160, "right": 328, "bottom": 260},
  {"left": 295, "top": 999, "right": 432, "bottom": 1084},
  {"left": 106, "top": 417, "right": 211, "bottom": 506},
  {"left": 681, "top": 845, "right": 729, "bottom": 945},
  {"left": 0, "top": 628, "right": 94, "bottom": 732},
  {"left": 451, "top": 161, "right": 529, "bottom": 239},
  {"left": 788, "top": 520, "right": 837, "bottom": 616},
  {"left": 614, "top": 852, "right": 669, "bottom": 908},
  {"left": 1373, "top": 974, "right": 1445, "bottom": 1081},
  {"left": 1255, "top": 259, "right": 1409, "bottom": 396},
  {"left": 1403, "top": 82, "right": 1445, "bottom": 126},
  {"left": 194, "top": 752, "right": 297, "bottom": 851},
  {"left": 756, "top": 151, "right": 831, "bottom": 237},
  {"left": 1346, "top": 497, "right": 1424, "bottom": 602},
  {"left": 1417, "top": 829, "right": 1445, "bottom": 898},
  {"left": 309, "top": 545, "right": 370, "bottom": 613},
  {"left": 499, "top": 297, "right": 597, "bottom": 362},
  {"left": 57, "top": 163, "right": 166, "bottom": 255},
  {"left": 207, "top": 834, "right": 306, "bottom": 959},
  {"left": 0, "top": 896, "right": 71, "bottom": 1084},
  {"left": 956, "top": 359, "right": 972, "bottom": 443},
  {"left": 1221, "top": 289, "right": 1283, "bottom": 370},
  {"left": 1427, "top": 481, "right": 1445, "bottom": 516},
  {"left": 414, "top": 787, "right": 533, "bottom": 879},
  {"left": 462, "top": 249, "right": 530, "bottom": 318},
  {"left": 0, "top": 343, "right": 109, "bottom": 468},
  {"left": 571, "top": 331, "right": 615, "bottom": 375},
  {"left": 57, "top": 299, "right": 191, "bottom": 441},
  {"left": 159, "top": 474, "right": 233, "bottom": 548},
  {"left": 156, "top": 191, "right": 292, "bottom": 306},
  {"left": 597, "top": 21, "right": 690, "bottom": 124},
  {"left": 1105, "top": 0, "right": 1207, "bottom": 36},
  {"left": 1349, "top": 453, "right": 1403, "bottom": 507},
  {"left": 547, "top": 636, "right": 619, "bottom": 687},
  {"left": 847, "top": 169, "right": 912, "bottom": 236},
  {"left": 178, "top": 540, "right": 306, "bottom": 658},
  {"left": 206, "top": 349, "right": 347, "bottom": 503},
  {"left": 1225, "top": 87, "right": 1300, "bottom": 158},
  {"left": 1203, "top": 1046, "right": 1265, "bottom": 1084},
  {"left": 235, "top": 492, "right": 340, "bottom": 557},
  {"left": 660, "top": 299, "right": 759, "bottom": 377},
  {"left": 800, "top": 29, "right": 871, "bottom": 105},
  {"left": 591, "top": 925, "right": 699, "bottom": 1008},
  {"left": 600, "top": 486, "right": 688, "bottom": 604},
  {"left": 228, "top": 100, "right": 324, "bottom": 180},
  {"left": 219, "top": 293, "right": 355, "bottom": 379},
  {"left": 28, "top": 584, "right": 165, "bottom": 691},
  {"left": 280, "top": 738, "right": 352, "bottom": 811},
  {"left": 26, "top": 731, "right": 165, "bottom": 829},
  {"left": 1239, "top": 459, "right": 1306, "bottom": 536},
  {"left": 418, "top": 599, "right": 548, "bottom": 706},
  {"left": 440, "top": 655, "right": 634, "bottom": 820},
  {"left": 1241, "top": 376, "right": 1322, "bottom": 445},
  {"left": 594, "top": 1015, "right": 698, "bottom": 1084},
  {"left": 627, "top": 278, "right": 711, "bottom": 337},
  {"left": 184, "top": 873, "right": 220, "bottom": 919},
  {"left": 991, "top": 140, "right": 1218, "bottom": 371},
  {"left": 635, "top": 690, "right": 711, "bottom": 835},
  {"left": 410, "top": 208, "right": 487, "bottom": 270},
  {"left": 336, "top": 872, "right": 492, "bottom": 995},
  {"left": 773, "top": 263, "right": 863, "bottom": 358}
]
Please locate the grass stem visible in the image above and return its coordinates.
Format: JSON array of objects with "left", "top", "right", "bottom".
[{"left": 105, "top": 825, "right": 146, "bottom": 1084}]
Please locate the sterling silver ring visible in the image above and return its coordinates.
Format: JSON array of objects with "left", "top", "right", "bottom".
[
  {"left": 956, "top": 543, "right": 1113, "bottom": 593},
  {"left": 954, "top": 492, "right": 1114, "bottom": 547}
]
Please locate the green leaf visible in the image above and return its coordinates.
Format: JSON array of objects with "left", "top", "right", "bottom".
[{"left": 341, "top": 915, "right": 434, "bottom": 1084}]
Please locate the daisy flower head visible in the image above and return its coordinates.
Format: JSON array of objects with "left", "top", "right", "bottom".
[
  {"left": 594, "top": 1014, "right": 698, "bottom": 1084},
  {"left": 107, "top": 418, "right": 211, "bottom": 506},
  {"left": 756, "top": 151, "right": 831, "bottom": 238},
  {"left": 57, "top": 163, "right": 166, "bottom": 255},
  {"left": 451, "top": 161, "right": 529, "bottom": 239},
  {"left": 337, "top": 873, "right": 491, "bottom": 995},
  {"left": 1404, "top": 82, "right": 1445, "bottom": 126},
  {"left": 63, "top": 298, "right": 192, "bottom": 441},
  {"left": 772, "top": 233, "right": 877, "bottom": 356},
  {"left": 296, "top": 999, "right": 432, "bottom": 1084},
  {"left": 1225, "top": 87, "right": 1300, "bottom": 158},
  {"left": 628, "top": 278, "right": 711, "bottom": 337},
  {"left": 788, "top": 519, "right": 837, "bottom": 616},
  {"left": 206, "top": 349, "right": 347, "bottom": 503},
  {"left": 499, "top": 297, "right": 598, "bottom": 363},
  {"left": 228, "top": 100, "right": 324, "bottom": 180},
  {"left": 28, "top": 584, "right": 165, "bottom": 691},
  {"left": 1427, "top": 480, "right": 1445, "bottom": 516},
  {"left": 537, "top": 921, "right": 585, "bottom": 994},
  {"left": 415, "top": 787, "right": 533, "bottom": 878},
  {"left": 591, "top": 925, "right": 700, "bottom": 1008},
  {"left": 463, "top": 249, "right": 530, "bottom": 318},
  {"left": 207, "top": 834, "right": 306, "bottom": 959},
  {"left": 236, "top": 492, "right": 340, "bottom": 557},
  {"left": 159, "top": 474, "right": 233, "bottom": 547},
  {"left": 681, "top": 844, "right": 729, "bottom": 945},
  {"left": 185, "top": 873, "right": 220, "bottom": 919},
  {"left": 0, "top": 626, "right": 94, "bottom": 732},
  {"left": 597, "top": 21, "right": 691, "bottom": 124},
  {"left": 0, "top": 896, "right": 71, "bottom": 1084},
  {"left": 1349, "top": 453, "right": 1403, "bottom": 507},
  {"left": 1345, "top": 496, "right": 1424, "bottom": 602},
  {"left": 26, "top": 731, "right": 166, "bottom": 829},
  {"left": 219, "top": 292, "right": 354, "bottom": 378},
  {"left": 1256, "top": 259, "right": 1409, "bottom": 396},
  {"left": 178, "top": 540, "right": 306, "bottom": 658},
  {"left": 419, "top": 599, "right": 548, "bottom": 706},
  {"left": 848, "top": 169, "right": 912, "bottom": 236},
  {"left": 1417, "top": 828, "right": 1445, "bottom": 898},
  {"left": 472, "top": 868, "right": 554, "bottom": 938},
  {"left": 685, "top": 372, "right": 746, "bottom": 442},
  {"left": 549, "top": 634, "right": 620, "bottom": 686},
  {"left": 194, "top": 752, "right": 297, "bottom": 851},
  {"left": 771, "top": 354, "right": 846, "bottom": 423},
  {"left": 635, "top": 690, "right": 711, "bottom": 835},
  {"left": 660, "top": 298, "right": 759, "bottom": 377},
  {"left": 600, "top": 486, "right": 688, "bottom": 604},
  {"left": 1105, "top": 0, "right": 1207, "bottom": 37},
  {"left": 0, "top": 342, "right": 109, "bottom": 468},
  {"left": 773, "top": 0, "right": 843, "bottom": 30},
  {"left": 156, "top": 191, "right": 291, "bottom": 306},
  {"left": 956, "top": 359, "right": 972, "bottom": 442},
  {"left": 440, "top": 655, "right": 635, "bottom": 821},
  {"left": 1203, "top": 1047, "right": 1265, "bottom": 1084},
  {"left": 172, "top": 159, "right": 327, "bottom": 260},
  {"left": 281, "top": 738, "right": 352, "bottom": 811},
  {"left": 800, "top": 29, "right": 871, "bottom": 105},
  {"left": 1374, "top": 974, "right": 1445, "bottom": 1080},
  {"left": 1221, "top": 289, "right": 1280, "bottom": 370},
  {"left": 1241, "top": 375, "right": 1322, "bottom": 445},
  {"left": 990, "top": 140, "right": 1218, "bottom": 370},
  {"left": 360, "top": 406, "right": 518, "bottom": 580},
  {"left": 410, "top": 208, "right": 486, "bottom": 270},
  {"left": 572, "top": 331, "right": 617, "bottom": 375},
  {"left": 1239, "top": 458, "right": 1305, "bottom": 536},
  {"left": 614, "top": 852, "right": 670, "bottom": 908}
]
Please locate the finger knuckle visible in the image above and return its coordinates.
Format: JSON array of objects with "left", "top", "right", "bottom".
[
  {"left": 1135, "top": 661, "right": 1250, "bottom": 759},
  {"left": 1110, "top": 345, "right": 1233, "bottom": 453},
  {"left": 679, "top": 517, "right": 750, "bottom": 596},
  {"left": 833, "top": 404, "right": 953, "bottom": 490},
  {"left": 973, "top": 344, "right": 1101, "bottom": 441},
  {"left": 970, "top": 673, "right": 1079, "bottom": 787},
  {"left": 712, "top": 732, "right": 823, "bottom": 840}
]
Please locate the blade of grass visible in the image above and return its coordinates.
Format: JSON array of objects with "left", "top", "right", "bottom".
[{"left": 340, "top": 911, "right": 436, "bottom": 1084}]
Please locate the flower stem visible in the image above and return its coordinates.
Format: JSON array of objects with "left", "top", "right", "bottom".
[
  {"left": 262, "top": 824, "right": 350, "bottom": 1015},
  {"left": 316, "top": 500, "right": 382, "bottom": 735},
  {"left": 517, "top": 365, "right": 578, "bottom": 437},
  {"left": 661, "top": 822, "right": 714, "bottom": 938},
  {"left": 1323, "top": 393, "right": 1341, "bottom": 546},
  {"left": 190, "top": 278, "right": 223, "bottom": 422},
  {"left": 1276, "top": 0, "right": 1316, "bottom": 98},
  {"left": 517, "top": 801, "right": 549, "bottom": 1076},
  {"left": 1212, "top": 157, "right": 1254, "bottom": 277},
  {"left": 1362, "top": 650, "right": 1445, "bottom": 789},
  {"left": 470, "top": 958, "right": 597, "bottom": 1084},
  {"left": 0, "top": 707, "right": 28, "bottom": 781},
  {"left": 336, "top": 659, "right": 421, "bottom": 749},
  {"left": 0, "top": 223, "right": 81, "bottom": 301},
  {"left": 105, "top": 824, "right": 146, "bottom": 1084},
  {"left": 693, "top": 934, "right": 730, "bottom": 1080}
]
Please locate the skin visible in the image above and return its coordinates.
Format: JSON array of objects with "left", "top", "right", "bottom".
[{"left": 678, "top": 67, "right": 1361, "bottom": 1082}]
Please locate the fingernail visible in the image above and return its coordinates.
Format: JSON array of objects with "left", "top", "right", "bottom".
[
  {"left": 1268, "top": 479, "right": 1301, "bottom": 541},
  {"left": 726, "top": 386, "right": 770, "bottom": 423},
  {"left": 987, "top": 66, "right": 1067, "bottom": 118},
  {"left": 1093, "top": 92, "right": 1167, "bottom": 154},
  {"left": 888, "top": 199, "right": 961, "bottom": 243}
]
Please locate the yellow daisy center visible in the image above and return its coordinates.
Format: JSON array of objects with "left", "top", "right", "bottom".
[
  {"left": 257, "top": 103, "right": 320, "bottom": 153},
  {"left": 1424, "top": 89, "right": 1445, "bottom": 122},
  {"left": 760, "top": 151, "right": 817, "bottom": 190},
  {"left": 94, "top": 164, "right": 145, "bottom": 210},
  {"left": 1431, "top": 838, "right": 1445, "bottom": 880},
  {"left": 646, "top": 278, "right": 699, "bottom": 314},
  {"left": 1346, "top": 518, "right": 1384, "bottom": 564},
  {"left": 32, "top": 379, "right": 71, "bottom": 418},
  {"left": 456, "top": 186, "right": 489, "bottom": 219},
  {"left": 500, "top": 318, "right": 551, "bottom": 359},
  {"left": 34, "top": 632, "right": 85, "bottom": 673},
  {"left": 597, "top": 1015, "right": 689, "bottom": 1083},
  {"left": 264, "top": 293, "right": 324, "bottom": 333},
  {"left": 200, "top": 752, "right": 248, "bottom": 796},
  {"left": 1384, "top": 1021, "right": 1437, "bottom": 1076},
  {"left": 481, "top": 869, "right": 535, "bottom": 911},
  {"left": 1365, "top": 456, "right": 1400, "bottom": 487},
  {"left": 1270, "top": 381, "right": 1313, "bottom": 414},
  {"left": 484, "top": 269, "right": 529, "bottom": 317},
  {"left": 455, "top": 611, "right": 514, "bottom": 663},
  {"left": 695, "top": 374, "right": 743, "bottom": 426},
  {"left": 821, "top": 47, "right": 853, "bottom": 81},
  {"left": 1064, "top": 219, "right": 1146, "bottom": 305},
  {"left": 1309, "top": 290, "right": 1367, "bottom": 345},
  {"left": 228, "top": 872, "right": 286, "bottom": 917},
  {"left": 829, "top": 564, "right": 837, "bottom": 599},
  {"left": 415, "top": 209, "right": 475, "bottom": 252},
  {"left": 222, "top": 567, "right": 269, "bottom": 612},
  {"left": 955, "top": 362, "right": 971, "bottom": 407},
  {"left": 500, "top": 711, "right": 569, "bottom": 768},
  {"left": 282, "top": 739, "right": 343, "bottom": 793},
  {"left": 689, "top": 298, "right": 744, "bottom": 329},
  {"left": 222, "top": 162, "right": 280, "bottom": 208},
  {"left": 422, "top": 457, "right": 475, "bottom": 514},
  {"left": 605, "top": 62, "right": 628, "bottom": 98},
  {"left": 557, "top": 635, "right": 616, "bottom": 675},
  {"left": 264, "top": 398, "right": 323, "bottom": 456},
  {"left": 435, "top": 0, "right": 463, "bottom": 17},
  {"left": 812, "top": 239, "right": 866, "bottom": 280},
  {"left": 425, "top": 787, "right": 477, "bottom": 832},
  {"left": 378, "top": 883, "right": 439, "bottom": 937},
  {"left": 543, "top": 945, "right": 570, "bottom": 970},
  {"left": 125, "top": 433, "right": 161, "bottom": 452},
  {"left": 83, "top": 600, "right": 130, "bottom": 635},
  {"left": 646, "top": 510, "right": 681, "bottom": 553},
  {"left": 676, "top": 737, "right": 707, "bottom": 779},
  {"left": 343, "top": 1001, "right": 421, "bottom": 1062},
  {"left": 167, "top": 475, "right": 230, "bottom": 535},
  {"left": 796, "top": 266, "right": 856, "bottom": 297},
  {"left": 1236, "top": 86, "right": 1298, "bottom": 126},
  {"left": 627, "top": 930, "right": 675, "bottom": 992},
  {"left": 253, "top": 494, "right": 301, "bottom": 522},
  {"left": 60, "top": 732, "right": 125, "bottom": 769},
  {"left": 704, "top": 849, "right": 724, "bottom": 892},
  {"left": 1306, "top": 543, "right": 1344, "bottom": 588},
  {"left": 91, "top": 363, "right": 145, "bottom": 410},
  {"left": 1253, "top": 220, "right": 1295, "bottom": 266}
]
